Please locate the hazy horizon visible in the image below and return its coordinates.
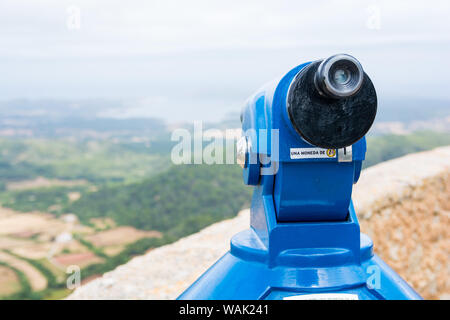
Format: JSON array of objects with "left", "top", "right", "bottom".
[{"left": 1, "top": 0, "right": 449, "bottom": 121}]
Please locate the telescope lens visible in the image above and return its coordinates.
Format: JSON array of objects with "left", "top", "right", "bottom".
[
  {"left": 315, "top": 54, "right": 364, "bottom": 99},
  {"left": 333, "top": 69, "right": 350, "bottom": 85}
]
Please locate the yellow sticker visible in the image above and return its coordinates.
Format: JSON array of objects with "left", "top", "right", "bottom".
[{"left": 326, "top": 149, "right": 336, "bottom": 157}]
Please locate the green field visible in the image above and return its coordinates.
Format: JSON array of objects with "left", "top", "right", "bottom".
[
  {"left": 364, "top": 131, "right": 450, "bottom": 168},
  {"left": 0, "top": 138, "right": 170, "bottom": 185}
]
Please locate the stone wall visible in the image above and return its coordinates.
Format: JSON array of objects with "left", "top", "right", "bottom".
[
  {"left": 358, "top": 172, "right": 449, "bottom": 299},
  {"left": 69, "top": 146, "right": 450, "bottom": 300}
]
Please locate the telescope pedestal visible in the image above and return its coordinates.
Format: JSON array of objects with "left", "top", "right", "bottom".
[
  {"left": 178, "top": 233, "right": 421, "bottom": 300},
  {"left": 178, "top": 203, "right": 421, "bottom": 300}
]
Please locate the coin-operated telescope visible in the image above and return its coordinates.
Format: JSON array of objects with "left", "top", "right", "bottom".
[{"left": 178, "top": 54, "right": 421, "bottom": 300}]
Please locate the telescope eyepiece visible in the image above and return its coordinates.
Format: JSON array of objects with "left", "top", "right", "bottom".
[
  {"left": 286, "top": 53, "right": 377, "bottom": 149},
  {"left": 314, "top": 54, "right": 364, "bottom": 99}
]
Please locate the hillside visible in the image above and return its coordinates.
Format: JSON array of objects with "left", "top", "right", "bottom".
[
  {"left": 66, "top": 164, "right": 252, "bottom": 238},
  {"left": 364, "top": 131, "right": 450, "bottom": 168},
  {"left": 0, "top": 138, "right": 170, "bottom": 185}
]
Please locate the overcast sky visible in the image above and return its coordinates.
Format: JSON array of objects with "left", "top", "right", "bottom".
[{"left": 0, "top": 0, "right": 449, "bottom": 121}]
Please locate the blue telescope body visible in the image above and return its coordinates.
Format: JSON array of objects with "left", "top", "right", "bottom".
[{"left": 178, "top": 54, "right": 421, "bottom": 300}]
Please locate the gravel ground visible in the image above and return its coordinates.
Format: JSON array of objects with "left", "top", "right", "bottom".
[{"left": 68, "top": 146, "right": 450, "bottom": 300}]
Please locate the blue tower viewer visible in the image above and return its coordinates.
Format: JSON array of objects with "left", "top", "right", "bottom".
[{"left": 178, "top": 54, "right": 421, "bottom": 300}]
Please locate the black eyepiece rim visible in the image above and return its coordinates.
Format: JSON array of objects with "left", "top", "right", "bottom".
[
  {"left": 314, "top": 54, "right": 364, "bottom": 99},
  {"left": 286, "top": 58, "right": 377, "bottom": 149}
]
